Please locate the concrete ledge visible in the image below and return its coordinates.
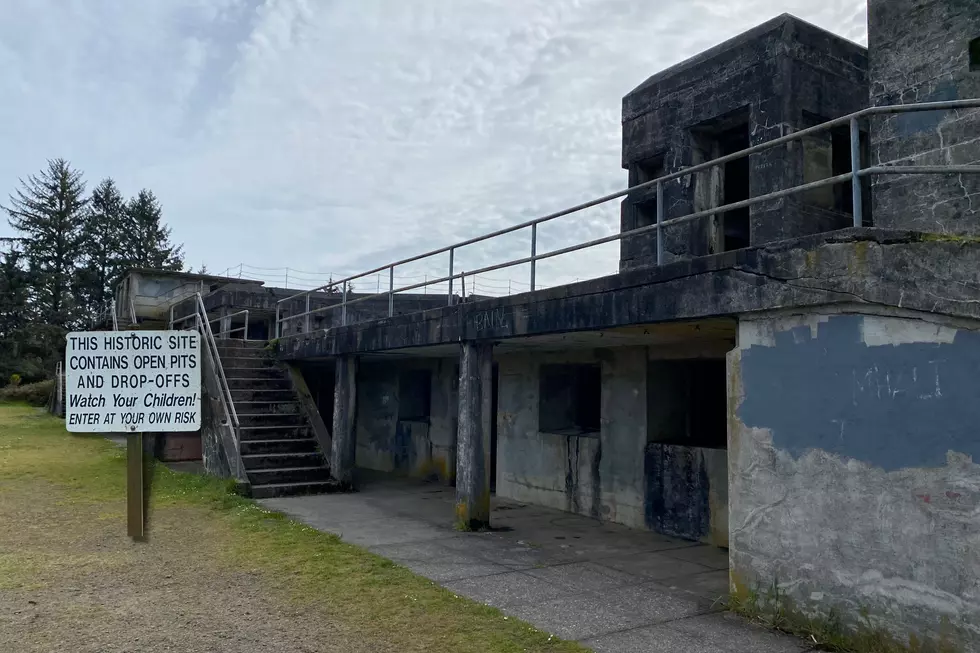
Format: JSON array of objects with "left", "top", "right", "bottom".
[{"left": 279, "top": 228, "right": 980, "bottom": 359}]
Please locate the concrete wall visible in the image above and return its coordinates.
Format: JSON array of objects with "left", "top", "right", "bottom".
[
  {"left": 355, "top": 357, "right": 457, "bottom": 483},
  {"left": 869, "top": 0, "right": 980, "bottom": 235},
  {"left": 496, "top": 345, "right": 729, "bottom": 543},
  {"left": 729, "top": 306, "right": 980, "bottom": 648},
  {"left": 620, "top": 14, "right": 867, "bottom": 268}
]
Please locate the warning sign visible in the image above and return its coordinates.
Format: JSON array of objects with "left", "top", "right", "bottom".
[{"left": 65, "top": 331, "right": 202, "bottom": 433}]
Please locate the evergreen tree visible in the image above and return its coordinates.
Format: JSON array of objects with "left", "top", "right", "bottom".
[
  {"left": 0, "top": 244, "right": 32, "bottom": 340},
  {"left": 124, "top": 189, "right": 184, "bottom": 270},
  {"left": 78, "top": 178, "right": 127, "bottom": 313},
  {"left": 5, "top": 158, "right": 88, "bottom": 327}
]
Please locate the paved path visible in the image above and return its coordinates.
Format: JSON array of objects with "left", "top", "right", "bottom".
[{"left": 261, "top": 474, "right": 809, "bottom": 652}]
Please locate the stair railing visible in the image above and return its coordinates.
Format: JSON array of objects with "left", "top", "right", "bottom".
[{"left": 171, "top": 292, "right": 244, "bottom": 481}]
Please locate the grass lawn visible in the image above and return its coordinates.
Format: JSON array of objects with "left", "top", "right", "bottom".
[{"left": 0, "top": 404, "right": 588, "bottom": 652}]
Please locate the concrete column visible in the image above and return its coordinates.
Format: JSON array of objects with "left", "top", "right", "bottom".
[
  {"left": 455, "top": 341, "right": 493, "bottom": 530},
  {"left": 218, "top": 308, "right": 232, "bottom": 338},
  {"left": 330, "top": 355, "right": 358, "bottom": 489}
]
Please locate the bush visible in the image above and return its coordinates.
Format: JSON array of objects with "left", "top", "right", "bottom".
[
  {"left": 8, "top": 374, "right": 21, "bottom": 387},
  {"left": 0, "top": 379, "right": 55, "bottom": 407}
]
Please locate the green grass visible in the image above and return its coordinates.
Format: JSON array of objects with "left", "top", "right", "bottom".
[{"left": 0, "top": 405, "right": 587, "bottom": 653}]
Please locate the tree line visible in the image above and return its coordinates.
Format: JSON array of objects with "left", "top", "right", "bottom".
[{"left": 1, "top": 158, "right": 185, "bottom": 384}]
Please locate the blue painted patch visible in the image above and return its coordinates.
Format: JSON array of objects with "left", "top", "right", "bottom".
[
  {"left": 392, "top": 421, "right": 413, "bottom": 470},
  {"left": 892, "top": 81, "right": 958, "bottom": 137},
  {"left": 644, "top": 443, "right": 710, "bottom": 541},
  {"left": 739, "top": 314, "right": 980, "bottom": 471}
]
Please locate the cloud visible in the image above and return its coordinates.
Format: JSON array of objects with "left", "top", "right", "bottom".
[{"left": 0, "top": 0, "right": 867, "bottom": 293}]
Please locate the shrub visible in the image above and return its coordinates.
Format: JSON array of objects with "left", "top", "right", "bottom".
[
  {"left": 0, "top": 379, "right": 55, "bottom": 407},
  {"left": 8, "top": 374, "right": 21, "bottom": 387}
]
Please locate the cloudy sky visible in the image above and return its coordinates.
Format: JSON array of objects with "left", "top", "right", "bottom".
[{"left": 0, "top": 0, "right": 867, "bottom": 294}]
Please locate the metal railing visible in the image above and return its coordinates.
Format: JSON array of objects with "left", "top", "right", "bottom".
[
  {"left": 170, "top": 306, "right": 250, "bottom": 340},
  {"left": 274, "top": 98, "right": 980, "bottom": 338},
  {"left": 171, "top": 292, "right": 243, "bottom": 480}
]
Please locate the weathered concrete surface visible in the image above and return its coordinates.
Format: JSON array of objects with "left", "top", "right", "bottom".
[
  {"left": 869, "top": 0, "right": 980, "bottom": 235},
  {"left": 496, "top": 346, "right": 730, "bottom": 545},
  {"left": 354, "top": 358, "right": 456, "bottom": 483},
  {"left": 329, "top": 355, "right": 357, "bottom": 487},
  {"left": 729, "top": 306, "right": 980, "bottom": 649},
  {"left": 199, "top": 340, "right": 246, "bottom": 484},
  {"left": 279, "top": 229, "right": 980, "bottom": 360},
  {"left": 621, "top": 14, "right": 868, "bottom": 267},
  {"left": 260, "top": 473, "right": 804, "bottom": 652},
  {"left": 456, "top": 342, "right": 493, "bottom": 529},
  {"left": 497, "top": 348, "right": 647, "bottom": 530},
  {"left": 287, "top": 363, "right": 332, "bottom": 458}
]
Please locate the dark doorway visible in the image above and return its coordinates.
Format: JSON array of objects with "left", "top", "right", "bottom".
[
  {"left": 718, "top": 125, "right": 751, "bottom": 251},
  {"left": 691, "top": 107, "right": 752, "bottom": 254}
]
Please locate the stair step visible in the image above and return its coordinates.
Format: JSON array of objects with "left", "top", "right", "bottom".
[
  {"left": 233, "top": 401, "right": 301, "bottom": 414},
  {"left": 226, "top": 377, "right": 291, "bottom": 390},
  {"left": 238, "top": 413, "right": 307, "bottom": 427},
  {"left": 239, "top": 425, "right": 311, "bottom": 440},
  {"left": 250, "top": 480, "right": 344, "bottom": 499},
  {"left": 220, "top": 356, "right": 275, "bottom": 369},
  {"left": 224, "top": 367, "right": 285, "bottom": 379},
  {"left": 248, "top": 466, "right": 330, "bottom": 486},
  {"left": 230, "top": 389, "right": 297, "bottom": 402},
  {"left": 240, "top": 438, "right": 318, "bottom": 455},
  {"left": 242, "top": 452, "right": 325, "bottom": 470}
]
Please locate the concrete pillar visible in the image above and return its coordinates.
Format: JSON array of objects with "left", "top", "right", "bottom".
[
  {"left": 330, "top": 356, "right": 357, "bottom": 489},
  {"left": 218, "top": 308, "right": 232, "bottom": 338},
  {"left": 455, "top": 341, "right": 493, "bottom": 530}
]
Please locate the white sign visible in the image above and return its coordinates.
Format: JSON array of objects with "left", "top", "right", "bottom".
[{"left": 65, "top": 331, "right": 201, "bottom": 433}]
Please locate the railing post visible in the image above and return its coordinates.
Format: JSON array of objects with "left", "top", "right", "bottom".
[
  {"left": 530, "top": 223, "right": 537, "bottom": 291},
  {"left": 388, "top": 266, "right": 394, "bottom": 317},
  {"left": 850, "top": 117, "right": 863, "bottom": 228},
  {"left": 244, "top": 310, "right": 249, "bottom": 340},
  {"left": 656, "top": 180, "right": 664, "bottom": 265},
  {"left": 448, "top": 247, "right": 455, "bottom": 305},
  {"left": 305, "top": 293, "right": 311, "bottom": 333},
  {"left": 342, "top": 285, "right": 348, "bottom": 326},
  {"left": 168, "top": 303, "right": 174, "bottom": 330},
  {"left": 274, "top": 304, "right": 281, "bottom": 339}
]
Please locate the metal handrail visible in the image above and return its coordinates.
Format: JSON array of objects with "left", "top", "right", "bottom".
[
  {"left": 274, "top": 98, "right": 980, "bottom": 338},
  {"left": 210, "top": 309, "right": 249, "bottom": 339},
  {"left": 194, "top": 293, "right": 242, "bottom": 479}
]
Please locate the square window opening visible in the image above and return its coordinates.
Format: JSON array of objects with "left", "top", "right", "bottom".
[
  {"left": 398, "top": 369, "right": 432, "bottom": 422},
  {"left": 539, "top": 364, "right": 601, "bottom": 436},
  {"left": 647, "top": 359, "right": 727, "bottom": 449}
]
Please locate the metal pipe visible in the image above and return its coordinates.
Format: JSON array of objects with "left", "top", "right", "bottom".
[
  {"left": 656, "top": 180, "right": 664, "bottom": 266},
  {"left": 850, "top": 117, "right": 863, "bottom": 228},
  {"left": 530, "top": 223, "right": 537, "bottom": 291},
  {"left": 388, "top": 266, "right": 394, "bottom": 317},
  {"left": 861, "top": 165, "right": 980, "bottom": 175},
  {"left": 448, "top": 248, "right": 455, "bottom": 305},
  {"left": 274, "top": 97, "right": 980, "bottom": 307},
  {"left": 275, "top": 303, "right": 281, "bottom": 339}
]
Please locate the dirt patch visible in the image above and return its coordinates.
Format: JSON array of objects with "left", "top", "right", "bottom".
[{"left": 0, "top": 482, "right": 372, "bottom": 653}]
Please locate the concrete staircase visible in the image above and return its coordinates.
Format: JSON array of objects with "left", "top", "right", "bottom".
[{"left": 214, "top": 340, "right": 334, "bottom": 499}]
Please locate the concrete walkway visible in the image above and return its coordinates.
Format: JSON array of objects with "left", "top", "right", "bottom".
[{"left": 260, "top": 474, "right": 808, "bottom": 652}]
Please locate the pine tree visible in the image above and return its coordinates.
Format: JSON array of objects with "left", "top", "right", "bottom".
[
  {"left": 78, "top": 178, "right": 127, "bottom": 313},
  {"left": 0, "top": 244, "right": 32, "bottom": 340},
  {"left": 5, "top": 158, "right": 88, "bottom": 327},
  {"left": 124, "top": 189, "right": 184, "bottom": 270}
]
